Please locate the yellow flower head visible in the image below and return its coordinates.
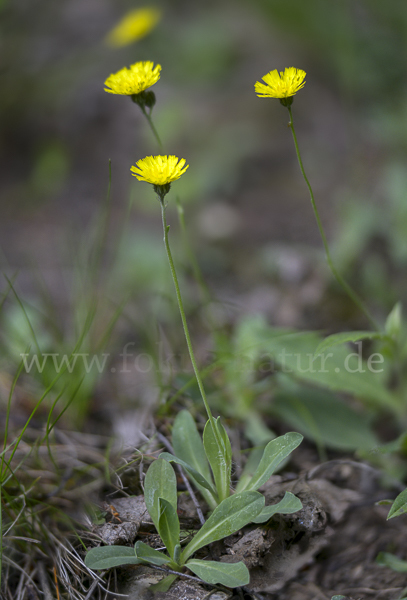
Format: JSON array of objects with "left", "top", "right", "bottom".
[
  {"left": 104, "top": 61, "right": 161, "bottom": 96},
  {"left": 105, "top": 8, "right": 161, "bottom": 48},
  {"left": 131, "top": 155, "right": 189, "bottom": 186},
  {"left": 255, "top": 67, "right": 306, "bottom": 101}
]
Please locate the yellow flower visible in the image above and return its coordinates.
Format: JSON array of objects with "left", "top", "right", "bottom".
[
  {"left": 255, "top": 67, "right": 306, "bottom": 100},
  {"left": 105, "top": 8, "right": 161, "bottom": 48},
  {"left": 131, "top": 155, "right": 189, "bottom": 186},
  {"left": 104, "top": 61, "right": 161, "bottom": 96}
]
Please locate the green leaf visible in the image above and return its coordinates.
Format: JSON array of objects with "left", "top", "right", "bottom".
[
  {"left": 173, "top": 544, "right": 181, "bottom": 564},
  {"left": 203, "top": 417, "right": 232, "bottom": 502},
  {"left": 245, "top": 412, "right": 275, "bottom": 446},
  {"left": 272, "top": 382, "right": 378, "bottom": 451},
  {"left": 159, "top": 453, "right": 218, "bottom": 500},
  {"left": 172, "top": 410, "right": 212, "bottom": 482},
  {"left": 376, "top": 551, "right": 407, "bottom": 572},
  {"left": 244, "top": 432, "right": 303, "bottom": 492},
  {"left": 221, "top": 315, "right": 268, "bottom": 417},
  {"left": 134, "top": 541, "right": 171, "bottom": 566},
  {"left": 252, "top": 492, "right": 303, "bottom": 523},
  {"left": 376, "top": 499, "right": 393, "bottom": 507},
  {"left": 186, "top": 559, "right": 250, "bottom": 587},
  {"left": 171, "top": 411, "right": 217, "bottom": 509},
  {"left": 385, "top": 302, "right": 402, "bottom": 339},
  {"left": 85, "top": 546, "right": 142, "bottom": 570},
  {"left": 158, "top": 498, "right": 180, "bottom": 561},
  {"left": 235, "top": 446, "right": 264, "bottom": 493},
  {"left": 260, "top": 330, "right": 399, "bottom": 413},
  {"left": 144, "top": 459, "right": 177, "bottom": 532},
  {"left": 372, "top": 431, "right": 407, "bottom": 455},
  {"left": 148, "top": 574, "right": 178, "bottom": 593},
  {"left": 387, "top": 488, "right": 407, "bottom": 519},
  {"left": 314, "top": 331, "right": 385, "bottom": 358},
  {"left": 180, "top": 491, "right": 264, "bottom": 563},
  {"left": 218, "top": 418, "right": 233, "bottom": 465}
]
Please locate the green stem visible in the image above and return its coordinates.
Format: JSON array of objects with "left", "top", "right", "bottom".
[
  {"left": 287, "top": 106, "right": 379, "bottom": 331},
  {"left": 140, "top": 106, "right": 163, "bottom": 150},
  {"left": 159, "top": 198, "right": 223, "bottom": 452}
]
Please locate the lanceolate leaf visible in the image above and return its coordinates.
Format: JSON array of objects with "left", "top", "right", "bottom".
[
  {"left": 235, "top": 446, "right": 264, "bottom": 493},
  {"left": 314, "top": 331, "right": 385, "bottom": 358},
  {"left": 148, "top": 574, "right": 178, "bottom": 593},
  {"left": 244, "top": 432, "right": 303, "bottom": 492},
  {"left": 385, "top": 302, "right": 402, "bottom": 339},
  {"left": 186, "top": 559, "right": 250, "bottom": 587},
  {"left": 158, "top": 498, "right": 180, "bottom": 561},
  {"left": 203, "top": 418, "right": 232, "bottom": 502},
  {"left": 170, "top": 410, "right": 218, "bottom": 508},
  {"left": 134, "top": 541, "right": 171, "bottom": 566},
  {"left": 260, "top": 330, "right": 399, "bottom": 413},
  {"left": 387, "top": 488, "right": 407, "bottom": 519},
  {"left": 85, "top": 546, "right": 141, "bottom": 570},
  {"left": 252, "top": 492, "right": 303, "bottom": 523},
  {"left": 144, "top": 459, "right": 177, "bottom": 532},
  {"left": 272, "top": 384, "right": 378, "bottom": 451},
  {"left": 172, "top": 410, "right": 212, "bottom": 483},
  {"left": 159, "top": 452, "right": 218, "bottom": 500},
  {"left": 376, "top": 551, "right": 407, "bottom": 572},
  {"left": 180, "top": 491, "right": 264, "bottom": 563}
]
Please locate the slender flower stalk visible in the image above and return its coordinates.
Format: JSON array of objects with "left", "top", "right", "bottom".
[
  {"left": 131, "top": 156, "right": 224, "bottom": 453},
  {"left": 138, "top": 103, "right": 163, "bottom": 149},
  {"left": 255, "top": 67, "right": 379, "bottom": 330},
  {"left": 286, "top": 108, "right": 379, "bottom": 331},
  {"left": 158, "top": 196, "right": 217, "bottom": 427},
  {"left": 104, "top": 61, "right": 163, "bottom": 148}
]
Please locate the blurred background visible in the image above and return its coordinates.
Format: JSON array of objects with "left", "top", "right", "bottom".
[
  {"left": 3, "top": 5, "right": 407, "bottom": 595},
  {"left": 1, "top": 0, "right": 407, "bottom": 425}
]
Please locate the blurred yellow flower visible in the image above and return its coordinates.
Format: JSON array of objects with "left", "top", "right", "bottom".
[
  {"left": 255, "top": 67, "right": 306, "bottom": 99},
  {"left": 131, "top": 155, "right": 189, "bottom": 185},
  {"left": 105, "top": 8, "right": 161, "bottom": 48},
  {"left": 104, "top": 61, "right": 161, "bottom": 96}
]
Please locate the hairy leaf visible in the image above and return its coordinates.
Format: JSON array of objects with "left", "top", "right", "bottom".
[
  {"left": 244, "top": 432, "right": 303, "bottom": 492},
  {"left": 148, "top": 574, "right": 178, "bottom": 593},
  {"left": 134, "top": 541, "right": 171, "bottom": 566},
  {"left": 186, "top": 559, "right": 250, "bottom": 587},
  {"left": 158, "top": 498, "right": 180, "bottom": 561},
  {"left": 172, "top": 410, "right": 212, "bottom": 481},
  {"left": 85, "top": 546, "right": 141, "bottom": 570},
  {"left": 252, "top": 492, "right": 302, "bottom": 523},
  {"left": 171, "top": 410, "right": 217, "bottom": 508},
  {"left": 181, "top": 491, "right": 264, "bottom": 563},
  {"left": 144, "top": 459, "right": 177, "bottom": 532},
  {"left": 159, "top": 452, "right": 218, "bottom": 500},
  {"left": 387, "top": 488, "right": 407, "bottom": 519},
  {"left": 203, "top": 417, "right": 232, "bottom": 502}
]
